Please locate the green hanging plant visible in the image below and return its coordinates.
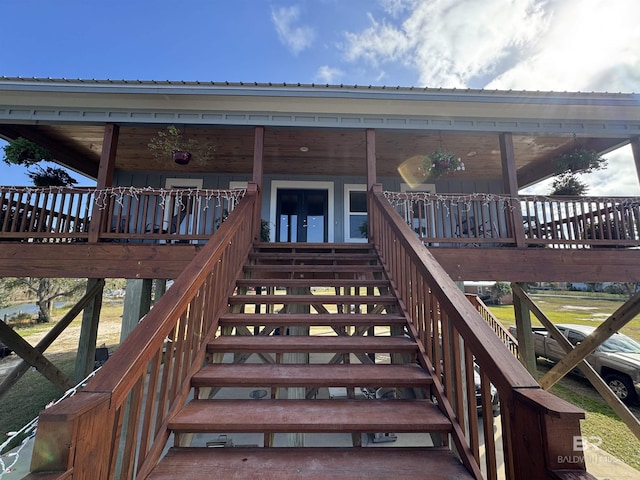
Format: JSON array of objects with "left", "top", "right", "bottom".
[
  {"left": 553, "top": 147, "right": 606, "bottom": 175},
  {"left": 148, "top": 125, "right": 216, "bottom": 164},
  {"left": 2, "top": 137, "right": 54, "bottom": 167},
  {"left": 422, "top": 147, "right": 465, "bottom": 178}
]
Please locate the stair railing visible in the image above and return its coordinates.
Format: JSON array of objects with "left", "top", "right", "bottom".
[
  {"left": 369, "top": 185, "right": 593, "bottom": 480},
  {"left": 466, "top": 294, "right": 518, "bottom": 357},
  {"left": 27, "top": 184, "right": 259, "bottom": 480}
]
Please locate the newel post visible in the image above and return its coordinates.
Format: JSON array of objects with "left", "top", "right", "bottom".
[
  {"left": 246, "top": 182, "right": 261, "bottom": 242},
  {"left": 30, "top": 391, "right": 114, "bottom": 479},
  {"left": 508, "top": 388, "right": 594, "bottom": 479},
  {"left": 368, "top": 184, "right": 383, "bottom": 242}
]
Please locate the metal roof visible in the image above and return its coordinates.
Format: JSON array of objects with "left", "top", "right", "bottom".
[{"left": 0, "top": 76, "right": 637, "bottom": 100}]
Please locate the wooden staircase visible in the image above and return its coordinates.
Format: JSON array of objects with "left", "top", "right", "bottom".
[{"left": 148, "top": 243, "right": 474, "bottom": 479}]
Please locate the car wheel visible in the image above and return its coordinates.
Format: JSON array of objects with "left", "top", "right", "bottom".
[{"left": 604, "top": 373, "right": 636, "bottom": 404}]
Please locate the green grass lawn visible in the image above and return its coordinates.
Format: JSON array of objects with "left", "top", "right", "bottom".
[
  {"left": 550, "top": 382, "right": 640, "bottom": 471},
  {"left": 490, "top": 293, "right": 640, "bottom": 341}
]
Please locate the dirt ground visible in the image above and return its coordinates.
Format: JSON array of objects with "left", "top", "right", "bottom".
[{"left": 0, "top": 300, "right": 124, "bottom": 381}]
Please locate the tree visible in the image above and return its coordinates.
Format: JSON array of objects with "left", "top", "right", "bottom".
[
  {"left": 2, "top": 277, "right": 85, "bottom": 323},
  {"left": 2, "top": 137, "right": 77, "bottom": 186},
  {"left": 550, "top": 173, "right": 588, "bottom": 196},
  {"left": 550, "top": 147, "right": 607, "bottom": 196},
  {"left": 493, "top": 282, "right": 512, "bottom": 304}
]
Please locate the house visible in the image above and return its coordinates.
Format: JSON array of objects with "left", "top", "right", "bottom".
[{"left": 2, "top": 78, "right": 640, "bottom": 479}]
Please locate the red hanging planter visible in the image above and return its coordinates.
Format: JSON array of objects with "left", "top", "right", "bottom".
[{"left": 172, "top": 150, "right": 192, "bottom": 165}]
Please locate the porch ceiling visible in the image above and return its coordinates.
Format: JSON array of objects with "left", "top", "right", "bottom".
[{"left": 0, "top": 123, "right": 624, "bottom": 186}]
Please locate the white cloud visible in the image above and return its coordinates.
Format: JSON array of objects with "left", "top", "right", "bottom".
[
  {"left": 379, "top": 0, "right": 416, "bottom": 17},
  {"left": 271, "top": 6, "right": 315, "bottom": 55},
  {"left": 316, "top": 65, "right": 343, "bottom": 84},
  {"left": 582, "top": 147, "right": 640, "bottom": 196},
  {"left": 340, "top": 0, "right": 640, "bottom": 194},
  {"left": 343, "top": 0, "right": 549, "bottom": 88},
  {"left": 487, "top": 0, "right": 640, "bottom": 93}
]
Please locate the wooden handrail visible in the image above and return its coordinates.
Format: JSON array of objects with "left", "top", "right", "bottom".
[
  {"left": 28, "top": 186, "right": 259, "bottom": 479},
  {"left": 369, "top": 185, "right": 593, "bottom": 480}
]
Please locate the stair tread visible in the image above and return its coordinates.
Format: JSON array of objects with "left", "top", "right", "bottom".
[
  {"left": 254, "top": 242, "right": 374, "bottom": 250},
  {"left": 219, "top": 313, "right": 406, "bottom": 326},
  {"left": 192, "top": 363, "right": 432, "bottom": 388},
  {"left": 249, "top": 252, "right": 378, "bottom": 260},
  {"left": 235, "top": 279, "right": 390, "bottom": 287},
  {"left": 208, "top": 335, "right": 417, "bottom": 353},
  {"left": 229, "top": 294, "right": 397, "bottom": 303},
  {"left": 169, "top": 399, "right": 451, "bottom": 433},
  {"left": 244, "top": 265, "right": 383, "bottom": 272},
  {"left": 149, "top": 447, "right": 473, "bottom": 480}
]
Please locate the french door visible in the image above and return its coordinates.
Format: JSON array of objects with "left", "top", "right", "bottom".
[{"left": 276, "top": 188, "right": 328, "bottom": 242}]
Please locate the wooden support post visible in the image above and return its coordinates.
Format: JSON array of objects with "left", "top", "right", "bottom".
[
  {"left": 366, "top": 129, "right": 376, "bottom": 241},
  {"left": 253, "top": 126, "right": 265, "bottom": 241},
  {"left": 89, "top": 123, "right": 119, "bottom": 243},
  {"left": 512, "top": 282, "right": 537, "bottom": 376},
  {"left": 154, "top": 279, "right": 167, "bottom": 304},
  {"left": 74, "top": 278, "right": 105, "bottom": 383},
  {"left": 631, "top": 136, "right": 640, "bottom": 187},
  {"left": 499, "top": 133, "right": 525, "bottom": 247},
  {"left": 121, "top": 278, "right": 153, "bottom": 342},
  {"left": 0, "top": 320, "right": 73, "bottom": 391},
  {"left": 283, "top": 287, "right": 309, "bottom": 447}
]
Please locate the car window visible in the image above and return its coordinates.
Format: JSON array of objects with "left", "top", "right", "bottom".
[
  {"left": 567, "top": 331, "right": 585, "bottom": 346},
  {"left": 600, "top": 334, "right": 640, "bottom": 354}
]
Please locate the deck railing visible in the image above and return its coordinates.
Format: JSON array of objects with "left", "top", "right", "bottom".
[
  {"left": 0, "top": 186, "right": 245, "bottom": 243},
  {"left": 370, "top": 185, "right": 592, "bottom": 480},
  {"left": 385, "top": 191, "right": 640, "bottom": 248},
  {"left": 27, "top": 186, "right": 259, "bottom": 479},
  {"left": 466, "top": 294, "right": 518, "bottom": 357}
]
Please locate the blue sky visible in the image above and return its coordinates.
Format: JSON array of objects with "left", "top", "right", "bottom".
[{"left": 1, "top": 0, "right": 639, "bottom": 194}]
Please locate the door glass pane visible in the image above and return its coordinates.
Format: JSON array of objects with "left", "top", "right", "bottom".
[
  {"left": 349, "top": 191, "right": 367, "bottom": 213},
  {"left": 307, "top": 215, "right": 324, "bottom": 242},
  {"left": 349, "top": 214, "right": 367, "bottom": 239}
]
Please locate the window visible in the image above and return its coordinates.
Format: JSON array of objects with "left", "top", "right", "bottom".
[{"left": 344, "top": 184, "right": 367, "bottom": 242}]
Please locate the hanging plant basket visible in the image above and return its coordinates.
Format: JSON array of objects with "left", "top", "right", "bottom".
[
  {"left": 172, "top": 150, "right": 192, "bottom": 165},
  {"left": 422, "top": 147, "right": 465, "bottom": 178},
  {"left": 2, "top": 137, "right": 54, "bottom": 167},
  {"left": 148, "top": 125, "right": 216, "bottom": 165},
  {"left": 554, "top": 148, "right": 606, "bottom": 175}
]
